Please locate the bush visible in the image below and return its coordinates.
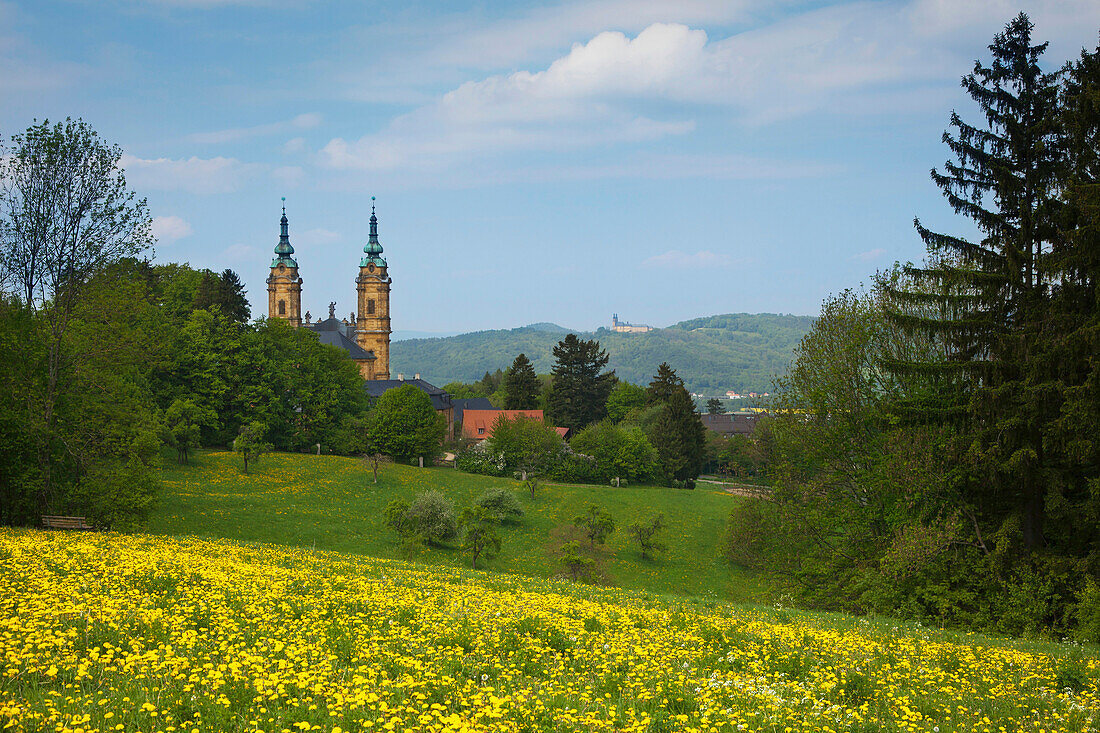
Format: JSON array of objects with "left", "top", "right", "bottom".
[
  {"left": 545, "top": 452, "right": 603, "bottom": 484},
  {"left": 570, "top": 421, "right": 659, "bottom": 483},
  {"left": 721, "top": 500, "right": 782, "bottom": 570},
  {"left": 477, "top": 488, "right": 524, "bottom": 524},
  {"left": 628, "top": 513, "right": 667, "bottom": 559},
  {"left": 406, "top": 491, "right": 458, "bottom": 544},
  {"left": 456, "top": 443, "right": 507, "bottom": 477}
]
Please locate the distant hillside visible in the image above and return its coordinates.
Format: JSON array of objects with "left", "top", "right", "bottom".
[{"left": 390, "top": 313, "right": 814, "bottom": 394}]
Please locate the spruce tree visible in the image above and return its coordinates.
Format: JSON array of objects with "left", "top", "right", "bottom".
[
  {"left": 547, "top": 334, "right": 615, "bottom": 430},
  {"left": 883, "top": 13, "right": 1062, "bottom": 547},
  {"left": 502, "top": 353, "right": 540, "bottom": 410},
  {"left": 645, "top": 363, "right": 706, "bottom": 483},
  {"left": 1041, "top": 42, "right": 1100, "bottom": 556}
]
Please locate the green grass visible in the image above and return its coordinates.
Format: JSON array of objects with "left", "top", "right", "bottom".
[{"left": 148, "top": 449, "right": 764, "bottom": 601}]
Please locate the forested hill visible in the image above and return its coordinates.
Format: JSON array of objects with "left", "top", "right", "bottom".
[{"left": 390, "top": 313, "right": 814, "bottom": 394}]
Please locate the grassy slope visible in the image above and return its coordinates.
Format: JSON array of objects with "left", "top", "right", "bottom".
[{"left": 149, "top": 449, "right": 763, "bottom": 601}]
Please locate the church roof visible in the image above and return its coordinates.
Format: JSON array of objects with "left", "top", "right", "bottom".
[{"left": 304, "top": 318, "right": 374, "bottom": 360}]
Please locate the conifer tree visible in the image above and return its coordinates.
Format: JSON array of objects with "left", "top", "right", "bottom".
[
  {"left": 502, "top": 353, "right": 540, "bottom": 409},
  {"left": 883, "top": 13, "right": 1062, "bottom": 547},
  {"left": 547, "top": 334, "right": 615, "bottom": 429},
  {"left": 645, "top": 363, "right": 706, "bottom": 483}
]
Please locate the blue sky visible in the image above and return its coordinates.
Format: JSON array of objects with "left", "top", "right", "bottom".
[{"left": 3, "top": 0, "right": 1099, "bottom": 333}]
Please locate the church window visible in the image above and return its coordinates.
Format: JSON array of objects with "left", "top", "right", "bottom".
[
  {"left": 367, "top": 299, "right": 375, "bottom": 315},
  {"left": 278, "top": 300, "right": 286, "bottom": 315}
]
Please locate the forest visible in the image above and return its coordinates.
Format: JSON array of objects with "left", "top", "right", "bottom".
[{"left": 391, "top": 312, "right": 814, "bottom": 395}]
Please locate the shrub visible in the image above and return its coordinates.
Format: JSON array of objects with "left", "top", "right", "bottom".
[
  {"left": 456, "top": 443, "right": 507, "bottom": 477},
  {"left": 406, "top": 491, "right": 458, "bottom": 544},
  {"left": 545, "top": 452, "right": 602, "bottom": 484},
  {"left": 628, "top": 513, "right": 667, "bottom": 559},
  {"left": 574, "top": 505, "right": 615, "bottom": 549},
  {"left": 570, "top": 421, "right": 659, "bottom": 483},
  {"left": 477, "top": 488, "right": 524, "bottom": 523},
  {"left": 721, "top": 500, "right": 781, "bottom": 569}
]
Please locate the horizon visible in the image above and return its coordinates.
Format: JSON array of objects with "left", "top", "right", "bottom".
[{"left": 4, "top": 1, "right": 1099, "bottom": 331}]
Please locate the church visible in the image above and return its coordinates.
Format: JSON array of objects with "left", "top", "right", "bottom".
[{"left": 266, "top": 198, "right": 392, "bottom": 380}]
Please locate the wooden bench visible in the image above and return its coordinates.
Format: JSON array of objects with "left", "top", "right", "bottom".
[{"left": 41, "top": 515, "right": 93, "bottom": 530}]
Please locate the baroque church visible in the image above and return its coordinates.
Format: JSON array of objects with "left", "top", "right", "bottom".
[{"left": 266, "top": 198, "right": 392, "bottom": 380}]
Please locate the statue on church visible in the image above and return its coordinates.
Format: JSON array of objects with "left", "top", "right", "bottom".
[
  {"left": 328, "top": 301, "right": 336, "bottom": 319},
  {"left": 304, "top": 310, "right": 311, "bottom": 324}
]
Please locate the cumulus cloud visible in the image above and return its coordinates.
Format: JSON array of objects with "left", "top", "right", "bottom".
[
  {"left": 642, "top": 250, "right": 732, "bottom": 269},
  {"left": 120, "top": 153, "right": 261, "bottom": 194},
  {"left": 187, "top": 113, "right": 322, "bottom": 145},
  {"left": 321, "top": 24, "right": 709, "bottom": 171},
  {"left": 151, "top": 215, "right": 193, "bottom": 243},
  {"left": 324, "top": 0, "right": 1100, "bottom": 176}
]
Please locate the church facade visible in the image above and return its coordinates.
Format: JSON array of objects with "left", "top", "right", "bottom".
[{"left": 266, "top": 199, "right": 392, "bottom": 380}]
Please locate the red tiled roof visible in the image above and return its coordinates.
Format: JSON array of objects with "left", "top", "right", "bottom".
[{"left": 461, "top": 409, "right": 544, "bottom": 441}]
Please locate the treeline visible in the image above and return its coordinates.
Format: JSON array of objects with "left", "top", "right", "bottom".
[
  {"left": 727, "top": 16, "right": 1100, "bottom": 639},
  {"left": 453, "top": 340, "right": 712, "bottom": 487},
  {"left": 392, "top": 313, "right": 813, "bottom": 395},
  {"left": 0, "top": 119, "right": 370, "bottom": 528}
]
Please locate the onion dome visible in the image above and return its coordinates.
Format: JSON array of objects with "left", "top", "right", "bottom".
[
  {"left": 361, "top": 196, "right": 387, "bottom": 267},
  {"left": 272, "top": 198, "right": 297, "bottom": 267}
]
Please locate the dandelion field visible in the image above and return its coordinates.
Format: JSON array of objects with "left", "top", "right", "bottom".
[{"left": 2, "top": 530, "right": 1098, "bottom": 733}]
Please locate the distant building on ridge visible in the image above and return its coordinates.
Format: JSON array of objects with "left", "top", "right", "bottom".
[{"left": 611, "top": 313, "right": 653, "bottom": 333}]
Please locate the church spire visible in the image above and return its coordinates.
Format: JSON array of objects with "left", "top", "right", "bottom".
[
  {"left": 273, "top": 196, "right": 297, "bottom": 266},
  {"left": 361, "top": 195, "right": 386, "bottom": 266}
]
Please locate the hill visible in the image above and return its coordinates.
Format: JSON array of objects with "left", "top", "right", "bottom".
[
  {"left": 390, "top": 313, "right": 815, "bottom": 393},
  {"left": 147, "top": 450, "right": 759, "bottom": 600}
]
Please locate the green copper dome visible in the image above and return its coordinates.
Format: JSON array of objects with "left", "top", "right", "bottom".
[
  {"left": 360, "top": 197, "right": 387, "bottom": 267},
  {"left": 272, "top": 199, "right": 298, "bottom": 267}
]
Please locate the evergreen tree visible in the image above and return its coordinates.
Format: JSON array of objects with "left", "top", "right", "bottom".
[
  {"left": 502, "top": 353, "right": 540, "bottom": 409},
  {"left": 1041, "top": 42, "right": 1100, "bottom": 556},
  {"left": 706, "top": 398, "right": 724, "bottom": 415},
  {"left": 645, "top": 363, "right": 706, "bottom": 483},
  {"left": 547, "top": 334, "right": 616, "bottom": 430},
  {"left": 193, "top": 268, "right": 250, "bottom": 323},
  {"left": 883, "top": 14, "right": 1063, "bottom": 548}
]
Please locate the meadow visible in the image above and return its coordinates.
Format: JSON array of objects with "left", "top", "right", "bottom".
[
  {"left": 2, "top": 530, "right": 1098, "bottom": 733},
  {"left": 148, "top": 450, "right": 761, "bottom": 601}
]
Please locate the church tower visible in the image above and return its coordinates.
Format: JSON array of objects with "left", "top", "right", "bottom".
[
  {"left": 267, "top": 199, "right": 302, "bottom": 326},
  {"left": 355, "top": 197, "right": 391, "bottom": 379}
]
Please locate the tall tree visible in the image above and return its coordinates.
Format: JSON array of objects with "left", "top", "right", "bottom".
[
  {"left": 368, "top": 384, "right": 446, "bottom": 462},
  {"left": 0, "top": 118, "right": 153, "bottom": 513},
  {"left": 502, "top": 353, "right": 540, "bottom": 409},
  {"left": 193, "top": 268, "right": 250, "bottom": 323},
  {"left": 547, "top": 334, "right": 616, "bottom": 430},
  {"left": 645, "top": 363, "right": 706, "bottom": 483},
  {"left": 883, "top": 14, "right": 1063, "bottom": 548}
]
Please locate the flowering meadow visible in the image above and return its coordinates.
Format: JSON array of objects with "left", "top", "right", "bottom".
[{"left": 1, "top": 530, "right": 1097, "bottom": 733}]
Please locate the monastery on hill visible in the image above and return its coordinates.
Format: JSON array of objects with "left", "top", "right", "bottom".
[{"left": 266, "top": 198, "right": 391, "bottom": 380}]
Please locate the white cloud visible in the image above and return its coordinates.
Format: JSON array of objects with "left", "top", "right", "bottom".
[
  {"left": 121, "top": 153, "right": 261, "bottom": 194},
  {"left": 151, "top": 215, "right": 193, "bottom": 243},
  {"left": 853, "top": 247, "right": 886, "bottom": 262},
  {"left": 283, "top": 137, "right": 307, "bottom": 154},
  {"left": 186, "top": 113, "right": 322, "bottom": 145},
  {"left": 642, "top": 250, "right": 732, "bottom": 269},
  {"left": 321, "top": 24, "right": 709, "bottom": 171}
]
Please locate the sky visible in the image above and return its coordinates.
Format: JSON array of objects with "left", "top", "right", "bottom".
[{"left": 3, "top": 0, "right": 1100, "bottom": 334}]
